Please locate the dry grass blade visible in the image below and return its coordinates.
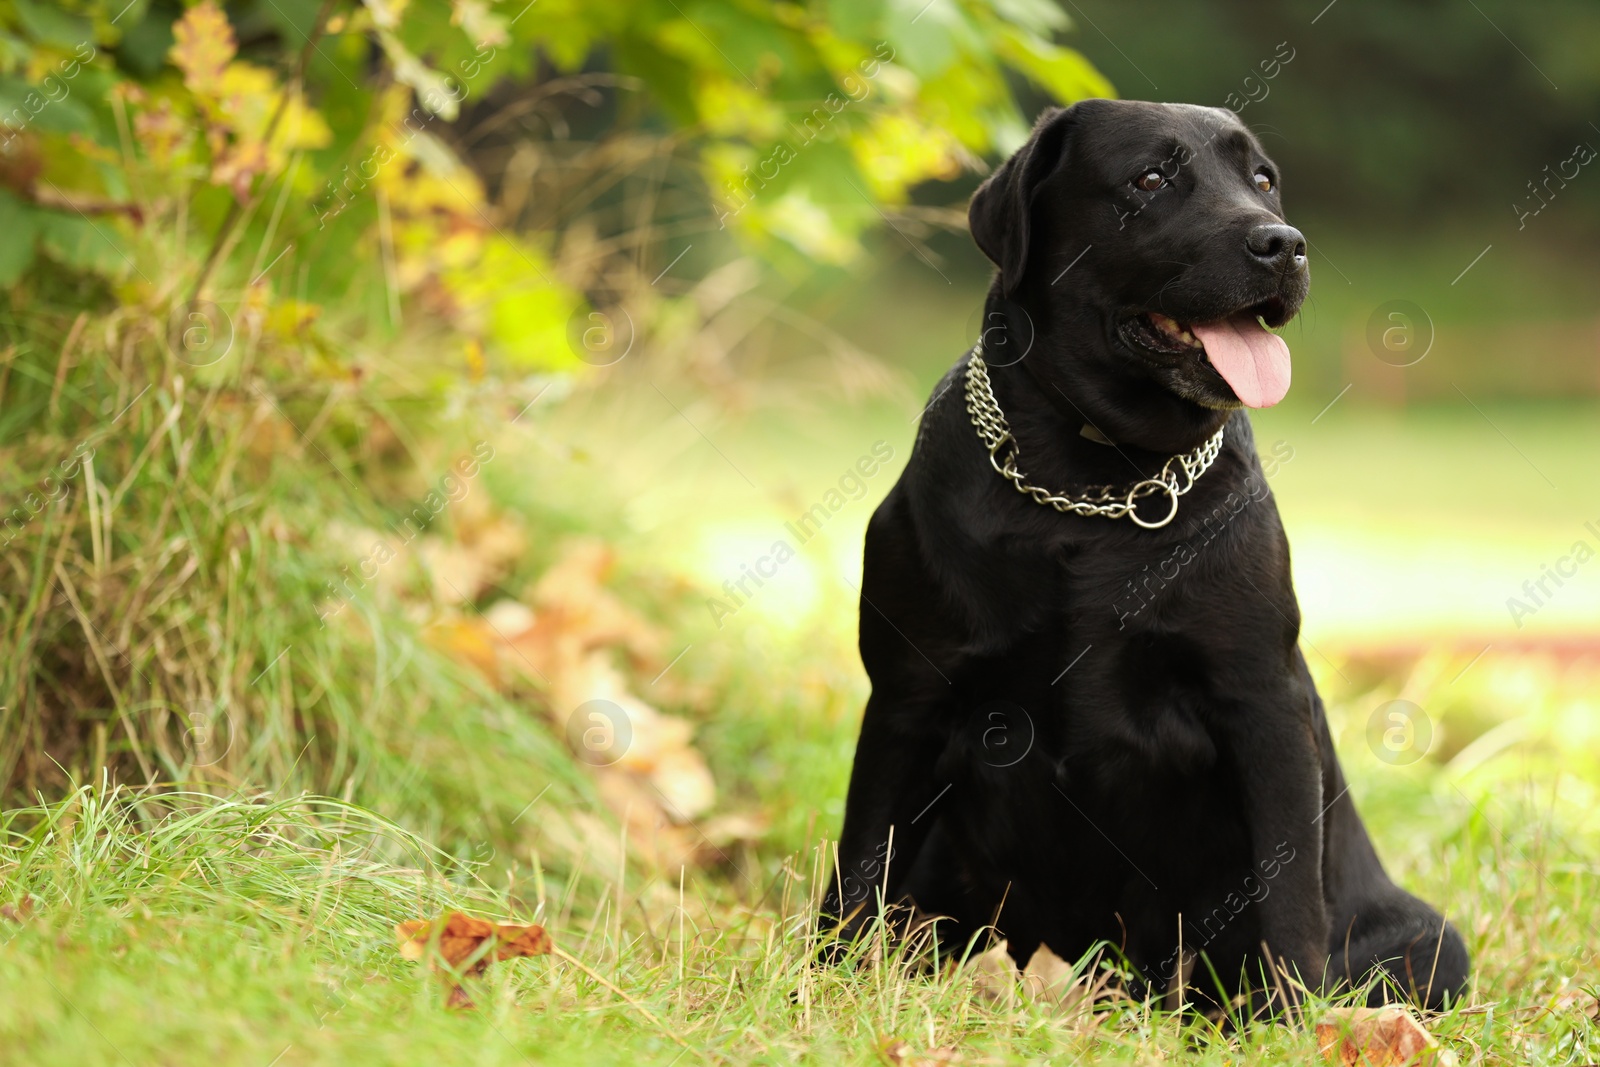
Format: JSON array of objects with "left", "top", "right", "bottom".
[{"left": 549, "top": 946, "right": 702, "bottom": 1059}]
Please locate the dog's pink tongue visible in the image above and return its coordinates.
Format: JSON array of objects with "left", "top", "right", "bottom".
[{"left": 1192, "top": 316, "right": 1291, "bottom": 408}]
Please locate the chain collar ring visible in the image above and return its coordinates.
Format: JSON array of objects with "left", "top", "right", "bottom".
[{"left": 962, "top": 342, "right": 1225, "bottom": 529}]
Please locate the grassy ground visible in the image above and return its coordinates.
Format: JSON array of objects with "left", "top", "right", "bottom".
[
  {"left": 5, "top": 396, "right": 1600, "bottom": 1064},
  {"left": 4, "top": 249, "right": 1599, "bottom": 1064},
  {"left": 2, "top": 652, "right": 1598, "bottom": 1066}
]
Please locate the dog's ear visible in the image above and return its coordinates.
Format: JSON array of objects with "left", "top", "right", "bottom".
[{"left": 968, "top": 106, "right": 1077, "bottom": 296}]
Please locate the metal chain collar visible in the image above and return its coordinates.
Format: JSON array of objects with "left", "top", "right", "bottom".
[{"left": 962, "top": 344, "right": 1225, "bottom": 529}]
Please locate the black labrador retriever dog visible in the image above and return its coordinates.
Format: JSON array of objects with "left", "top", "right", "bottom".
[{"left": 821, "top": 99, "right": 1468, "bottom": 1014}]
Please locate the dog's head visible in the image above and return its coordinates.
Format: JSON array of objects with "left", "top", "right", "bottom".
[{"left": 970, "top": 99, "right": 1309, "bottom": 420}]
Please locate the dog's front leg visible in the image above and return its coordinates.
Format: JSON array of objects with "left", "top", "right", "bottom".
[
  {"left": 1222, "top": 681, "right": 1328, "bottom": 1009},
  {"left": 819, "top": 688, "right": 952, "bottom": 949}
]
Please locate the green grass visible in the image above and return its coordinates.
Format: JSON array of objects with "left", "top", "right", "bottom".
[
  {"left": 2, "top": 706, "right": 1598, "bottom": 1067},
  {"left": 5, "top": 245, "right": 1600, "bottom": 1063}
]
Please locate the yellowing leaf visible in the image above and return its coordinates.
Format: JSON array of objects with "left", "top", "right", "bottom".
[
  {"left": 760, "top": 190, "right": 863, "bottom": 264},
  {"left": 366, "top": 0, "right": 410, "bottom": 30},
  {"left": 132, "top": 97, "right": 194, "bottom": 168},
  {"left": 424, "top": 617, "right": 502, "bottom": 680},
  {"left": 693, "top": 75, "right": 786, "bottom": 140},
  {"left": 213, "top": 62, "right": 333, "bottom": 147},
  {"left": 436, "top": 236, "right": 581, "bottom": 370},
  {"left": 452, "top": 0, "right": 509, "bottom": 47},
  {"left": 263, "top": 299, "right": 322, "bottom": 341},
  {"left": 849, "top": 110, "right": 970, "bottom": 198},
  {"left": 993, "top": 28, "right": 1116, "bottom": 105},
  {"left": 169, "top": 0, "right": 237, "bottom": 97},
  {"left": 188, "top": 61, "right": 331, "bottom": 198}
]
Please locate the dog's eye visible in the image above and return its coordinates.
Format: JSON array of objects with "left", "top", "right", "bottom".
[
  {"left": 1135, "top": 170, "right": 1165, "bottom": 192},
  {"left": 1254, "top": 170, "right": 1274, "bottom": 192}
]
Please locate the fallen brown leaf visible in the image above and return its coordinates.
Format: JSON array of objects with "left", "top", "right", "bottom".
[
  {"left": 555, "top": 649, "right": 716, "bottom": 824},
  {"left": 967, "top": 939, "right": 1119, "bottom": 1022},
  {"left": 427, "top": 492, "right": 528, "bottom": 603},
  {"left": 969, "top": 940, "right": 1021, "bottom": 1006},
  {"left": 433, "top": 540, "right": 731, "bottom": 872},
  {"left": 1021, "top": 943, "right": 1077, "bottom": 1002},
  {"left": 877, "top": 1034, "right": 962, "bottom": 1066},
  {"left": 399, "top": 903, "right": 692, "bottom": 1054},
  {"left": 395, "top": 911, "right": 551, "bottom": 1006},
  {"left": 1315, "top": 1006, "right": 1457, "bottom": 1066},
  {"left": 424, "top": 616, "right": 502, "bottom": 680},
  {"left": 418, "top": 539, "right": 493, "bottom": 606},
  {"left": 528, "top": 540, "right": 661, "bottom": 662},
  {"left": 0, "top": 895, "right": 37, "bottom": 923},
  {"left": 395, "top": 911, "right": 551, "bottom": 972}
]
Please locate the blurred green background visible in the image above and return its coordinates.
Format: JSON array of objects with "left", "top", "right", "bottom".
[{"left": 632, "top": 0, "right": 1600, "bottom": 649}]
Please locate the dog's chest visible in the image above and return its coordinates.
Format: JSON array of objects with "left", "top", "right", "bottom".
[{"left": 1017, "top": 557, "right": 1228, "bottom": 780}]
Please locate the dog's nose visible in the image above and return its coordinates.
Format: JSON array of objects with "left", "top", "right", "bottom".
[{"left": 1246, "top": 223, "right": 1307, "bottom": 273}]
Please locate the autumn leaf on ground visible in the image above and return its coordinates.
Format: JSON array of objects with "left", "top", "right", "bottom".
[
  {"left": 969, "top": 940, "right": 1021, "bottom": 1006},
  {"left": 0, "top": 895, "right": 38, "bottom": 922},
  {"left": 1315, "top": 1006, "right": 1457, "bottom": 1066},
  {"left": 526, "top": 540, "right": 663, "bottom": 667},
  {"left": 453, "top": 539, "right": 661, "bottom": 690},
  {"left": 561, "top": 649, "right": 714, "bottom": 820},
  {"left": 968, "top": 939, "right": 1119, "bottom": 1022},
  {"left": 1021, "top": 943, "right": 1090, "bottom": 1010},
  {"left": 425, "top": 615, "right": 502, "bottom": 679},
  {"left": 169, "top": 0, "right": 236, "bottom": 97},
  {"left": 428, "top": 539, "right": 756, "bottom": 871},
  {"left": 877, "top": 1034, "right": 962, "bottom": 1067},
  {"left": 418, "top": 492, "right": 526, "bottom": 604},
  {"left": 395, "top": 911, "right": 551, "bottom": 1007}
]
